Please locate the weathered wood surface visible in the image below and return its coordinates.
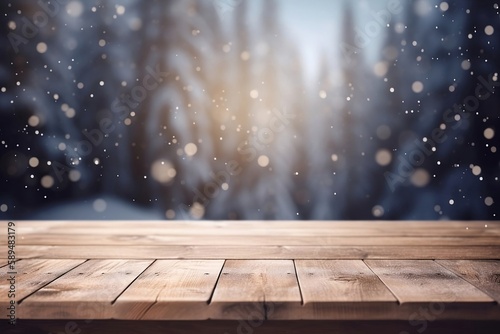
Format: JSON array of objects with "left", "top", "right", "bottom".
[
  {"left": 0, "top": 259, "right": 85, "bottom": 304},
  {"left": 1, "top": 221, "right": 498, "bottom": 238},
  {"left": 0, "top": 221, "right": 498, "bottom": 322},
  {"left": 209, "top": 260, "right": 302, "bottom": 319},
  {"left": 436, "top": 260, "right": 500, "bottom": 303},
  {"left": 18, "top": 259, "right": 152, "bottom": 319},
  {"left": 8, "top": 245, "right": 500, "bottom": 260},
  {"left": 114, "top": 260, "right": 224, "bottom": 320},
  {"left": 12, "top": 234, "right": 500, "bottom": 246}
]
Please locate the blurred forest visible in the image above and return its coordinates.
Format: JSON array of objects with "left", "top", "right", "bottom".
[{"left": 0, "top": 0, "right": 498, "bottom": 220}]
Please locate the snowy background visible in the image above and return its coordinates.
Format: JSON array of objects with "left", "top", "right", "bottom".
[{"left": 0, "top": 0, "right": 498, "bottom": 220}]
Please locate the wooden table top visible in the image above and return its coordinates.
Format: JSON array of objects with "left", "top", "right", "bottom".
[{"left": 1, "top": 220, "right": 499, "bottom": 322}]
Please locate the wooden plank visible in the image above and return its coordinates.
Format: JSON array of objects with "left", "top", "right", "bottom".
[
  {"left": 212, "top": 260, "right": 302, "bottom": 302},
  {"left": 8, "top": 227, "right": 498, "bottom": 238},
  {"left": 2, "top": 221, "right": 497, "bottom": 241},
  {"left": 4, "top": 220, "right": 497, "bottom": 230},
  {"left": 12, "top": 234, "right": 500, "bottom": 246},
  {"left": 0, "top": 259, "right": 85, "bottom": 304},
  {"left": 0, "top": 258, "right": 23, "bottom": 270},
  {"left": 19, "top": 259, "right": 152, "bottom": 319},
  {"left": 295, "top": 260, "right": 396, "bottom": 303},
  {"left": 437, "top": 260, "right": 500, "bottom": 303},
  {"left": 210, "top": 260, "right": 302, "bottom": 320},
  {"left": 364, "top": 260, "right": 494, "bottom": 303},
  {"left": 0, "top": 220, "right": 65, "bottom": 229},
  {"left": 8, "top": 245, "right": 500, "bottom": 260},
  {"left": 279, "top": 260, "right": 396, "bottom": 320},
  {"left": 114, "top": 260, "right": 224, "bottom": 320},
  {"left": 0, "top": 220, "right": 61, "bottom": 237}
]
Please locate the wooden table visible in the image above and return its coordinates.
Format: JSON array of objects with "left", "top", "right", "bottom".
[{"left": 1, "top": 220, "right": 499, "bottom": 333}]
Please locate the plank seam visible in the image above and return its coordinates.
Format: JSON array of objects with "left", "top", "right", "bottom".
[
  {"left": 17, "top": 259, "right": 89, "bottom": 304},
  {"left": 433, "top": 260, "right": 499, "bottom": 305},
  {"left": 292, "top": 260, "right": 304, "bottom": 306},
  {"left": 111, "top": 259, "right": 157, "bottom": 305},
  {"left": 362, "top": 260, "right": 401, "bottom": 305},
  {"left": 0, "top": 258, "right": 23, "bottom": 269},
  {"left": 124, "top": 260, "right": 163, "bottom": 320},
  {"left": 207, "top": 259, "right": 226, "bottom": 305}
]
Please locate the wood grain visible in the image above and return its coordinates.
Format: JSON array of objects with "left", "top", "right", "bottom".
[
  {"left": 295, "top": 260, "right": 396, "bottom": 303},
  {"left": 210, "top": 260, "right": 302, "bottom": 319},
  {"left": 364, "top": 260, "right": 494, "bottom": 303},
  {"left": 2, "top": 221, "right": 497, "bottom": 239},
  {"left": 2, "top": 221, "right": 499, "bottom": 322},
  {"left": 3, "top": 220, "right": 497, "bottom": 230},
  {"left": 0, "top": 259, "right": 85, "bottom": 304},
  {"left": 0, "top": 221, "right": 56, "bottom": 237},
  {"left": 12, "top": 234, "right": 500, "bottom": 246},
  {"left": 6, "top": 227, "right": 498, "bottom": 238},
  {"left": 275, "top": 260, "right": 396, "bottom": 320},
  {"left": 437, "top": 260, "right": 500, "bottom": 303},
  {"left": 8, "top": 245, "right": 500, "bottom": 260},
  {"left": 114, "top": 260, "right": 224, "bottom": 320},
  {"left": 19, "top": 259, "right": 152, "bottom": 319}
]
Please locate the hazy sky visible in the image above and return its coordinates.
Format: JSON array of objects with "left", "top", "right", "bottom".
[
  {"left": 277, "top": 0, "right": 396, "bottom": 79},
  {"left": 279, "top": 0, "right": 343, "bottom": 79}
]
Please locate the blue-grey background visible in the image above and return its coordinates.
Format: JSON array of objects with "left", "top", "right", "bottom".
[{"left": 0, "top": 0, "right": 498, "bottom": 220}]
